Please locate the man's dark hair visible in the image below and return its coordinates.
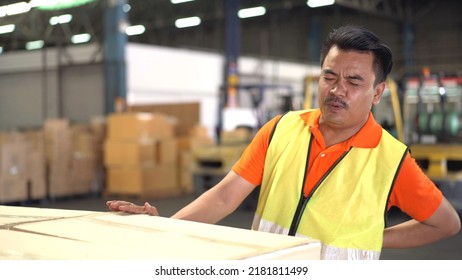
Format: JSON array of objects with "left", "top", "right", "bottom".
[{"left": 320, "top": 25, "right": 393, "bottom": 85}]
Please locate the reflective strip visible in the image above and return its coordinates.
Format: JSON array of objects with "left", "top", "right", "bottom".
[
  {"left": 322, "top": 244, "right": 380, "bottom": 260},
  {"left": 254, "top": 216, "right": 381, "bottom": 260},
  {"left": 252, "top": 214, "right": 289, "bottom": 235}
]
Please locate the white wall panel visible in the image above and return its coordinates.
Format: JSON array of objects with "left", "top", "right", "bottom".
[
  {"left": 0, "top": 72, "right": 44, "bottom": 130},
  {"left": 61, "top": 64, "right": 105, "bottom": 123},
  {"left": 126, "top": 43, "right": 319, "bottom": 136},
  {"left": 0, "top": 44, "right": 102, "bottom": 73}
]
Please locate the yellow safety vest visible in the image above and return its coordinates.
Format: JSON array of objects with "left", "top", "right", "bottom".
[{"left": 252, "top": 110, "right": 408, "bottom": 260}]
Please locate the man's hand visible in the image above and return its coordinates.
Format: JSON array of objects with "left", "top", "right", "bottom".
[{"left": 106, "top": 200, "right": 159, "bottom": 216}]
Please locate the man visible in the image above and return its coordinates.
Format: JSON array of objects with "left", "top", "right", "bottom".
[{"left": 107, "top": 25, "right": 460, "bottom": 260}]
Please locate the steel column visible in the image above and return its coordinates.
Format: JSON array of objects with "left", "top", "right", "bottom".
[{"left": 104, "top": 0, "right": 127, "bottom": 114}]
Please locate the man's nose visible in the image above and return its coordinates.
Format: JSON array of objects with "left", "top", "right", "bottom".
[{"left": 329, "top": 82, "right": 347, "bottom": 96}]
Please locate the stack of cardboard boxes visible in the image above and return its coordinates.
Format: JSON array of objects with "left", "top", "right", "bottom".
[
  {"left": 104, "top": 112, "right": 183, "bottom": 199},
  {"left": 69, "top": 125, "right": 99, "bottom": 195},
  {"left": 0, "top": 130, "right": 48, "bottom": 203},
  {"left": 43, "top": 119, "right": 72, "bottom": 198},
  {"left": 44, "top": 119, "right": 100, "bottom": 199},
  {"left": 121, "top": 103, "right": 216, "bottom": 197},
  {"left": 0, "top": 102, "right": 218, "bottom": 203},
  {"left": 26, "top": 130, "right": 47, "bottom": 201},
  {"left": 0, "top": 119, "right": 104, "bottom": 203},
  {"left": 0, "top": 132, "right": 29, "bottom": 203}
]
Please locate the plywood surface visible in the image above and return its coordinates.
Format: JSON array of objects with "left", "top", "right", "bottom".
[
  {"left": 0, "top": 206, "right": 321, "bottom": 260},
  {"left": 0, "top": 205, "right": 95, "bottom": 227}
]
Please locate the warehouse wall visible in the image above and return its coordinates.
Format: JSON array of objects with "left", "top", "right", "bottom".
[
  {"left": 126, "top": 43, "right": 320, "bottom": 136},
  {"left": 0, "top": 42, "right": 319, "bottom": 135},
  {"left": 0, "top": 44, "right": 104, "bottom": 131}
]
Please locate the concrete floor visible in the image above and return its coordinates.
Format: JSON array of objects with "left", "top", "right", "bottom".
[{"left": 25, "top": 192, "right": 462, "bottom": 260}]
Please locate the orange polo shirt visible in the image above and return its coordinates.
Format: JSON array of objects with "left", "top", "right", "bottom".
[{"left": 232, "top": 110, "right": 442, "bottom": 222}]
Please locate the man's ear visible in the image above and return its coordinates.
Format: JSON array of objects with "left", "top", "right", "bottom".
[{"left": 372, "top": 82, "right": 386, "bottom": 105}]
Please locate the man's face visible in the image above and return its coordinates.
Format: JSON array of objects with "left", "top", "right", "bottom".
[{"left": 318, "top": 46, "right": 385, "bottom": 130}]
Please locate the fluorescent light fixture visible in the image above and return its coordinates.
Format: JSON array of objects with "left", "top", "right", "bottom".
[
  {"left": 29, "top": 0, "right": 46, "bottom": 8},
  {"left": 49, "top": 14, "right": 72, "bottom": 25},
  {"left": 170, "top": 0, "right": 195, "bottom": 4},
  {"left": 175, "top": 16, "right": 201, "bottom": 28},
  {"left": 238, "top": 6, "right": 266, "bottom": 19},
  {"left": 31, "top": 0, "right": 97, "bottom": 11},
  {"left": 307, "top": 0, "right": 335, "bottom": 8},
  {"left": 26, "top": 40, "right": 44, "bottom": 50},
  {"left": 0, "top": 6, "right": 7, "bottom": 17},
  {"left": 126, "top": 25, "right": 145, "bottom": 36},
  {"left": 6, "top": 2, "right": 30, "bottom": 15},
  {"left": 71, "top": 33, "right": 91, "bottom": 44},
  {"left": 0, "top": 24, "right": 15, "bottom": 34}
]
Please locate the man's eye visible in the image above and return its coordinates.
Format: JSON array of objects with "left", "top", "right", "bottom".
[{"left": 349, "top": 81, "right": 359, "bottom": 86}]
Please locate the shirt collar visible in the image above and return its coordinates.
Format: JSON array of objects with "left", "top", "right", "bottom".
[{"left": 299, "top": 109, "right": 382, "bottom": 148}]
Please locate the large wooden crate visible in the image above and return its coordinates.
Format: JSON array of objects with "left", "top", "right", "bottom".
[{"left": 0, "top": 205, "right": 320, "bottom": 260}]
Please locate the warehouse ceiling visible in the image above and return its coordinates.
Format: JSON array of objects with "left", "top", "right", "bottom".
[{"left": 0, "top": 0, "right": 460, "bottom": 75}]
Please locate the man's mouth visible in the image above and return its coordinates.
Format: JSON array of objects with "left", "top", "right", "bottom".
[{"left": 324, "top": 97, "right": 348, "bottom": 110}]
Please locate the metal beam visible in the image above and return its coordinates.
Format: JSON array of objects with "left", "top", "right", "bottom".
[
  {"left": 335, "top": 0, "right": 406, "bottom": 21},
  {"left": 103, "top": 0, "right": 127, "bottom": 114}
]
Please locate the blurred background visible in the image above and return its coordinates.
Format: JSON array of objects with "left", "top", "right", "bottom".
[{"left": 0, "top": 0, "right": 460, "bottom": 259}]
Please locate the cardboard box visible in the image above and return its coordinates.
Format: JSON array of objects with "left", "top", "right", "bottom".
[
  {"left": 0, "top": 206, "right": 321, "bottom": 260},
  {"left": 72, "top": 126, "right": 96, "bottom": 155},
  {"left": 48, "top": 161, "right": 72, "bottom": 198},
  {"left": 28, "top": 150, "right": 46, "bottom": 200},
  {"left": 0, "top": 140, "right": 28, "bottom": 177},
  {"left": 70, "top": 153, "right": 96, "bottom": 195},
  {"left": 104, "top": 138, "right": 178, "bottom": 166},
  {"left": 189, "top": 125, "right": 210, "bottom": 138},
  {"left": 43, "top": 119, "right": 72, "bottom": 166},
  {"left": 177, "top": 136, "right": 214, "bottom": 151},
  {"left": 178, "top": 150, "right": 192, "bottom": 168},
  {"left": 107, "top": 112, "right": 174, "bottom": 140},
  {"left": 0, "top": 174, "right": 28, "bottom": 203},
  {"left": 104, "top": 139, "right": 156, "bottom": 166},
  {"left": 106, "top": 164, "right": 180, "bottom": 199},
  {"left": 179, "top": 167, "right": 194, "bottom": 194},
  {"left": 129, "top": 102, "right": 199, "bottom": 137}
]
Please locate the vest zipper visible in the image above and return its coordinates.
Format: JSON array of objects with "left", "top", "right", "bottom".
[{"left": 288, "top": 146, "right": 352, "bottom": 236}]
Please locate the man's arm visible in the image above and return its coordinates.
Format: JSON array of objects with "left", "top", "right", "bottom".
[
  {"left": 171, "top": 171, "right": 256, "bottom": 223},
  {"left": 383, "top": 196, "right": 461, "bottom": 248},
  {"left": 106, "top": 170, "right": 257, "bottom": 224}
]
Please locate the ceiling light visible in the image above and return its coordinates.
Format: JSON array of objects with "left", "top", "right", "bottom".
[
  {"left": 6, "top": 2, "right": 30, "bottom": 16},
  {"left": 0, "top": 6, "right": 7, "bottom": 17},
  {"left": 29, "top": 0, "right": 47, "bottom": 8},
  {"left": 175, "top": 16, "right": 201, "bottom": 28},
  {"left": 170, "top": 0, "right": 195, "bottom": 4},
  {"left": 49, "top": 14, "right": 72, "bottom": 25},
  {"left": 31, "top": 0, "right": 97, "bottom": 11},
  {"left": 238, "top": 6, "right": 266, "bottom": 19},
  {"left": 307, "top": 0, "right": 335, "bottom": 8},
  {"left": 26, "top": 40, "right": 44, "bottom": 50},
  {"left": 0, "top": 24, "right": 15, "bottom": 34},
  {"left": 126, "top": 25, "right": 145, "bottom": 36},
  {"left": 71, "top": 33, "right": 91, "bottom": 44}
]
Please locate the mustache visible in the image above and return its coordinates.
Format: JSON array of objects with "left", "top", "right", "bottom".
[{"left": 324, "top": 96, "right": 348, "bottom": 109}]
